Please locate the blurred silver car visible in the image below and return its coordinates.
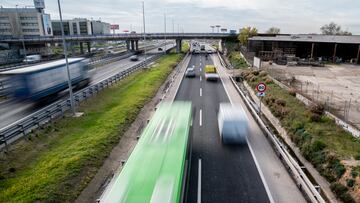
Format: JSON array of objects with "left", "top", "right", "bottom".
[
  {"left": 218, "top": 103, "right": 249, "bottom": 144},
  {"left": 185, "top": 67, "right": 196, "bottom": 77}
]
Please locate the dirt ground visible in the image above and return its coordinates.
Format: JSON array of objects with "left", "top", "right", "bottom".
[{"left": 262, "top": 62, "right": 360, "bottom": 129}]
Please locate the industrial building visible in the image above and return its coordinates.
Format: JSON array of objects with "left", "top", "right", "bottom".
[
  {"left": 0, "top": 4, "right": 52, "bottom": 38},
  {"left": 248, "top": 34, "right": 360, "bottom": 64},
  {"left": 51, "top": 18, "right": 111, "bottom": 36}
]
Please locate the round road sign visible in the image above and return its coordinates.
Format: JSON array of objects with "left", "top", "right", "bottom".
[{"left": 256, "top": 83, "right": 267, "bottom": 92}]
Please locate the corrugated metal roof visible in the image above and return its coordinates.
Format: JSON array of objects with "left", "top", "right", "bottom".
[{"left": 249, "top": 34, "right": 360, "bottom": 44}]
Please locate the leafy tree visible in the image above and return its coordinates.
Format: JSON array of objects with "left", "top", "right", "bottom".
[
  {"left": 266, "top": 27, "right": 280, "bottom": 34},
  {"left": 320, "top": 22, "right": 352, "bottom": 35},
  {"left": 238, "top": 27, "right": 258, "bottom": 46}
]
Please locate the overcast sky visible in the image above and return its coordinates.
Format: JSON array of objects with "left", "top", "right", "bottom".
[{"left": 1, "top": 0, "right": 360, "bottom": 34}]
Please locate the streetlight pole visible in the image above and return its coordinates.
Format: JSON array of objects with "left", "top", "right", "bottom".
[
  {"left": 57, "top": 0, "right": 75, "bottom": 116},
  {"left": 142, "top": 1, "right": 147, "bottom": 61},
  {"left": 15, "top": 5, "right": 27, "bottom": 63},
  {"left": 164, "top": 13, "right": 166, "bottom": 54}
]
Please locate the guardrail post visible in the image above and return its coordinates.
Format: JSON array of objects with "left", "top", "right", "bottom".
[{"left": 0, "top": 134, "right": 8, "bottom": 151}]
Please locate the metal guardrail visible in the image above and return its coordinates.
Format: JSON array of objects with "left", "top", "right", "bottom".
[
  {"left": 229, "top": 77, "right": 325, "bottom": 203},
  {"left": 0, "top": 54, "right": 162, "bottom": 149}
]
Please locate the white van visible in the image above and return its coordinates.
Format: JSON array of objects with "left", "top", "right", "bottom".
[
  {"left": 218, "top": 103, "right": 249, "bottom": 144},
  {"left": 23, "top": 55, "right": 41, "bottom": 63}
]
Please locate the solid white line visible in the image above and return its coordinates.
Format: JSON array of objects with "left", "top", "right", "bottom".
[
  {"left": 197, "top": 158, "right": 202, "bottom": 203},
  {"left": 200, "top": 88, "right": 202, "bottom": 97},
  {"left": 199, "top": 109, "right": 202, "bottom": 126}
]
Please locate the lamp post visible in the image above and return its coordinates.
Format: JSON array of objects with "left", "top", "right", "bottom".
[
  {"left": 216, "top": 25, "right": 221, "bottom": 33},
  {"left": 142, "top": 1, "right": 147, "bottom": 61},
  {"left": 210, "top": 25, "right": 215, "bottom": 33},
  {"left": 164, "top": 13, "right": 167, "bottom": 54},
  {"left": 57, "top": 0, "right": 75, "bottom": 116},
  {"left": 15, "top": 5, "right": 27, "bottom": 63}
]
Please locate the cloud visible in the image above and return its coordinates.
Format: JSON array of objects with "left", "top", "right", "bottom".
[{"left": 1, "top": 0, "right": 359, "bottom": 34}]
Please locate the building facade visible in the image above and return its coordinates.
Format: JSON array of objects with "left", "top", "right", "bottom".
[
  {"left": 52, "top": 18, "right": 110, "bottom": 36},
  {"left": 0, "top": 7, "right": 53, "bottom": 38}
]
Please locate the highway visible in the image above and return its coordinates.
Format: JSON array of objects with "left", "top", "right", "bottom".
[
  {"left": 175, "top": 54, "right": 270, "bottom": 202},
  {"left": 0, "top": 43, "right": 173, "bottom": 129}
]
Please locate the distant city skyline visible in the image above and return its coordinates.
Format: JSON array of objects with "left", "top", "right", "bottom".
[{"left": 1, "top": 0, "right": 360, "bottom": 34}]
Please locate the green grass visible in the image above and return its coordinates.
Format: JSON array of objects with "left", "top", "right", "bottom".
[
  {"left": 0, "top": 53, "right": 184, "bottom": 203},
  {"left": 228, "top": 52, "right": 248, "bottom": 69}
]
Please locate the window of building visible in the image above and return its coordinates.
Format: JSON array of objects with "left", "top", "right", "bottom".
[
  {"left": 22, "top": 28, "right": 40, "bottom": 33},
  {"left": 21, "top": 22, "right": 39, "bottom": 26},
  {"left": 0, "top": 23, "right": 10, "bottom": 26},
  {"left": 79, "top": 22, "right": 88, "bottom": 35},
  {"left": 73, "top": 23, "right": 78, "bottom": 35},
  {"left": 0, "top": 29, "right": 11, "bottom": 33},
  {"left": 0, "top": 16, "right": 9, "bottom": 20},
  {"left": 20, "top": 16, "right": 38, "bottom": 21}
]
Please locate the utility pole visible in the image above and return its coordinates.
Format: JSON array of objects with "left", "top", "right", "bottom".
[
  {"left": 57, "top": 0, "right": 75, "bottom": 116},
  {"left": 142, "top": 1, "right": 147, "bottom": 61},
  {"left": 15, "top": 5, "right": 27, "bottom": 63},
  {"left": 172, "top": 19, "right": 174, "bottom": 33},
  {"left": 164, "top": 13, "right": 166, "bottom": 54}
]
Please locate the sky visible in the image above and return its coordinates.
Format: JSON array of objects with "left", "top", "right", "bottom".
[{"left": 1, "top": 0, "right": 360, "bottom": 34}]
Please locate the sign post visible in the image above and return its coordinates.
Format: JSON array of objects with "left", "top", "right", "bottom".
[{"left": 256, "top": 82, "right": 267, "bottom": 115}]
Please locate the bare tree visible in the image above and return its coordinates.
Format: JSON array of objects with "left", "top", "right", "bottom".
[
  {"left": 266, "top": 27, "right": 280, "bottom": 34},
  {"left": 320, "top": 22, "right": 352, "bottom": 35}
]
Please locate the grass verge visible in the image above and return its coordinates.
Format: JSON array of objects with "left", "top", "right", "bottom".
[
  {"left": 0, "top": 53, "right": 184, "bottom": 203},
  {"left": 239, "top": 69, "right": 359, "bottom": 202}
]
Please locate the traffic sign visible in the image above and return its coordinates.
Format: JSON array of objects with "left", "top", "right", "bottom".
[
  {"left": 256, "top": 82, "right": 267, "bottom": 92},
  {"left": 257, "top": 92, "right": 266, "bottom": 97}
]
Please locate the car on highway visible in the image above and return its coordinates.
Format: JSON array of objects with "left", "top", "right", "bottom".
[
  {"left": 23, "top": 55, "right": 41, "bottom": 63},
  {"left": 204, "top": 65, "right": 219, "bottom": 81},
  {"left": 158, "top": 47, "right": 163, "bottom": 51},
  {"left": 130, "top": 55, "right": 138, "bottom": 61},
  {"left": 185, "top": 67, "right": 196, "bottom": 77},
  {"left": 218, "top": 103, "right": 249, "bottom": 144}
]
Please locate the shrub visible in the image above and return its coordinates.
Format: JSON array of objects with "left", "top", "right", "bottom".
[
  {"left": 354, "top": 154, "right": 360, "bottom": 160},
  {"left": 328, "top": 159, "right": 346, "bottom": 179},
  {"left": 259, "top": 71, "right": 267, "bottom": 77},
  {"left": 310, "top": 103, "right": 325, "bottom": 115},
  {"left": 289, "top": 88, "right": 296, "bottom": 97},
  {"left": 330, "top": 182, "right": 348, "bottom": 196},
  {"left": 346, "top": 179, "right": 354, "bottom": 187},
  {"left": 275, "top": 99, "right": 286, "bottom": 107},
  {"left": 350, "top": 170, "right": 358, "bottom": 178},
  {"left": 265, "top": 77, "right": 273, "bottom": 84},
  {"left": 251, "top": 70, "right": 260, "bottom": 76},
  {"left": 309, "top": 113, "right": 322, "bottom": 122}
]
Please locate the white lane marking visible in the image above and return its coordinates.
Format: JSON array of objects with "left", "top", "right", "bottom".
[
  {"left": 200, "top": 75, "right": 202, "bottom": 81},
  {"left": 200, "top": 68, "right": 202, "bottom": 72},
  {"left": 200, "top": 63, "right": 202, "bottom": 66},
  {"left": 199, "top": 109, "right": 202, "bottom": 126},
  {"left": 197, "top": 158, "right": 202, "bottom": 203},
  {"left": 200, "top": 88, "right": 202, "bottom": 97},
  {"left": 214, "top": 54, "right": 275, "bottom": 203}
]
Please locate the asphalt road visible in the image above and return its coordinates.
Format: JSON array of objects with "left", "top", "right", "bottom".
[
  {"left": 175, "top": 54, "right": 270, "bottom": 203},
  {"left": 0, "top": 43, "right": 173, "bottom": 129}
]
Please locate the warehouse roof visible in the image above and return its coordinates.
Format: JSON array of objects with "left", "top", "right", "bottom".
[{"left": 249, "top": 34, "right": 360, "bottom": 44}]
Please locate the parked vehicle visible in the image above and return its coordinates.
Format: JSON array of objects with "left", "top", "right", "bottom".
[
  {"left": 185, "top": 67, "right": 196, "bottom": 77},
  {"left": 0, "top": 58, "right": 90, "bottom": 101},
  {"left": 130, "top": 55, "right": 138, "bottom": 61},
  {"left": 204, "top": 65, "right": 219, "bottom": 81},
  {"left": 23, "top": 55, "right": 41, "bottom": 63},
  {"left": 218, "top": 103, "right": 249, "bottom": 144}
]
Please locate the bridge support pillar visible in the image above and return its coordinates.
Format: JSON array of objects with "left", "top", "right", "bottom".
[
  {"left": 86, "top": 42, "right": 91, "bottom": 53},
  {"left": 130, "top": 40, "right": 135, "bottom": 51},
  {"left": 176, "top": 39, "right": 182, "bottom": 53},
  {"left": 126, "top": 40, "right": 130, "bottom": 52},
  {"left": 135, "top": 40, "right": 139, "bottom": 50},
  {"left": 80, "top": 42, "right": 84, "bottom": 54}
]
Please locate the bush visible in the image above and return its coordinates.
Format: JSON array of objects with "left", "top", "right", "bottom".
[
  {"left": 310, "top": 103, "right": 325, "bottom": 115},
  {"left": 328, "top": 159, "right": 346, "bottom": 179},
  {"left": 265, "top": 77, "right": 273, "bottom": 84},
  {"left": 289, "top": 88, "right": 296, "bottom": 97},
  {"left": 346, "top": 179, "right": 355, "bottom": 187},
  {"left": 354, "top": 154, "right": 360, "bottom": 160},
  {"left": 259, "top": 71, "right": 267, "bottom": 77},
  {"left": 309, "top": 113, "right": 322, "bottom": 122},
  {"left": 330, "top": 182, "right": 348, "bottom": 196},
  {"left": 251, "top": 70, "right": 260, "bottom": 76},
  {"left": 275, "top": 99, "right": 286, "bottom": 107},
  {"left": 350, "top": 170, "right": 358, "bottom": 178}
]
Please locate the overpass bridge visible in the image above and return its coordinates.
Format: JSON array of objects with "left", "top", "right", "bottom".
[{"left": 0, "top": 33, "right": 236, "bottom": 53}]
